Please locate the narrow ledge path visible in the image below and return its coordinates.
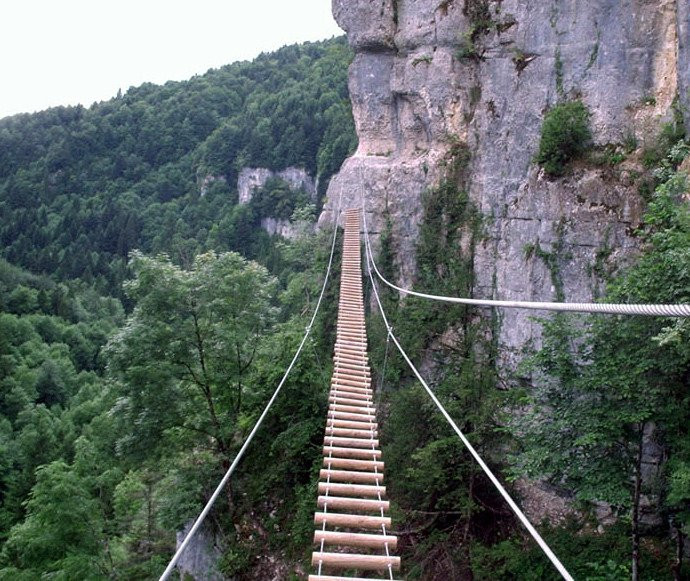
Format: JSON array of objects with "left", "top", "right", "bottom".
[{"left": 309, "top": 209, "right": 401, "bottom": 581}]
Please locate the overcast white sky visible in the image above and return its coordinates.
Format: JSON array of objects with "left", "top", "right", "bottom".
[{"left": 0, "top": 0, "right": 343, "bottom": 119}]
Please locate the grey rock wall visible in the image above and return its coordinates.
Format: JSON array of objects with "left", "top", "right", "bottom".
[
  {"left": 175, "top": 520, "right": 225, "bottom": 581},
  {"left": 237, "top": 166, "right": 316, "bottom": 205},
  {"left": 321, "top": 0, "right": 688, "bottom": 380}
]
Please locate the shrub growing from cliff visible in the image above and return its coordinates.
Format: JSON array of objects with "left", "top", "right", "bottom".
[{"left": 536, "top": 101, "right": 592, "bottom": 176}]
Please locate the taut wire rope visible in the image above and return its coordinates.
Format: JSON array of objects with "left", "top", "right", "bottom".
[
  {"left": 160, "top": 187, "right": 344, "bottom": 581},
  {"left": 361, "top": 197, "right": 689, "bottom": 317},
  {"left": 360, "top": 191, "right": 575, "bottom": 581}
]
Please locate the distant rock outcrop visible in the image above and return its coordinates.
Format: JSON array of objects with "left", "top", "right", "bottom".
[{"left": 237, "top": 167, "right": 316, "bottom": 204}]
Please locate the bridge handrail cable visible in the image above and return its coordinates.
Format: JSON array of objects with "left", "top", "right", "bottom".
[
  {"left": 159, "top": 187, "right": 344, "bottom": 581},
  {"left": 362, "top": 210, "right": 689, "bottom": 317},
  {"left": 361, "top": 201, "right": 575, "bottom": 581}
]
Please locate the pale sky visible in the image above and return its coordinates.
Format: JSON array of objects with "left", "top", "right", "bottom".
[{"left": 0, "top": 0, "right": 343, "bottom": 119}]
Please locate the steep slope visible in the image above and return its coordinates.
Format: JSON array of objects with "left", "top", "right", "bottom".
[{"left": 0, "top": 37, "right": 356, "bottom": 294}]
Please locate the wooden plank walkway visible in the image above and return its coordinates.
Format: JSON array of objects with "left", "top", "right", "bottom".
[{"left": 310, "top": 209, "right": 401, "bottom": 581}]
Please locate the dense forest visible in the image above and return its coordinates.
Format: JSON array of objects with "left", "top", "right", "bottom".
[
  {"left": 0, "top": 36, "right": 356, "bottom": 295},
  {"left": 1, "top": 32, "right": 689, "bottom": 581},
  {"left": 0, "top": 37, "right": 353, "bottom": 579}
]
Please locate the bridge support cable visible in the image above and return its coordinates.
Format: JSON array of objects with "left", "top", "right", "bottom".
[
  {"left": 361, "top": 207, "right": 575, "bottom": 581},
  {"left": 360, "top": 206, "right": 688, "bottom": 317},
  {"left": 310, "top": 208, "right": 401, "bottom": 581},
  {"left": 159, "top": 190, "right": 344, "bottom": 581}
]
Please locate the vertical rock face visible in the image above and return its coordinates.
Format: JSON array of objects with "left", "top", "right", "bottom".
[
  {"left": 321, "top": 0, "right": 688, "bottom": 379},
  {"left": 175, "top": 521, "right": 225, "bottom": 581},
  {"left": 237, "top": 166, "right": 316, "bottom": 205}
]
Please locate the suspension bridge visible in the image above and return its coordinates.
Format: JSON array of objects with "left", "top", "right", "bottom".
[{"left": 161, "top": 200, "right": 689, "bottom": 581}]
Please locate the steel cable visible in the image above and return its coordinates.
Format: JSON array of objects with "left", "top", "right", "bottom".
[
  {"left": 361, "top": 202, "right": 575, "bottom": 581},
  {"left": 160, "top": 188, "right": 344, "bottom": 580},
  {"left": 360, "top": 196, "right": 688, "bottom": 317}
]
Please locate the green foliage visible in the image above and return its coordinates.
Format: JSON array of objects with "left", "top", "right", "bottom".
[
  {"left": 512, "top": 141, "right": 690, "bottom": 576},
  {"left": 641, "top": 98, "right": 686, "bottom": 169},
  {"left": 536, "top": 101, "right": 592, "bottom": 176},
  {"left": 0, "top": 37, "right": 356, "bottom": 294},
  {"left": 107, "top": 251, "right": 278, "bottom": 461},
  {"left": 367, "top": 145, "right": 512, "bottom": 577},
  {"left": 0, "top": 461, "right": 106, "bottom": 578},
  {"left": 251, "top": 177, "right": 311, "bottom": 221}
]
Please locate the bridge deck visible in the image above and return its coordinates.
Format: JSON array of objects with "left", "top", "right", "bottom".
[{"left": 310, "top": 209, "right": 401, "bottom": 580}]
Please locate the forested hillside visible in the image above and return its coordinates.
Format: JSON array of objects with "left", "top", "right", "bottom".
[
  {"left": 0, "top": 37, "right": 353, "bottom": 579},
  {"left": 0, "top": 37, "right": 356, "bottom": 295},
  {"left": 1, "top": 26, "right": 689, "bottom": 580}
]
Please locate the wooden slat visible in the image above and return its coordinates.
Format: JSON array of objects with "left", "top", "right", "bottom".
[
  {"left": 318, "top": 482, "right": 385, "bottom": 497},
  {"left": 317, "top": 495, "right": 388, "bottom": 512},
  {"left": 309, "top": 575, "right": 397, "bottom": 581},
  {"left": 325, "top": 427, "right": 377, "bottom": 438},
  {"left": 327, "top": 419, "right": 378, "bottom": 430},
  {"left": 325, "top": 410, "right": 376, "bottom": 422},
  {"left": 323, "top": 436, "right": 379, "bottom": 448},
  {"left": 319, "top": 469, "right": 383, "bottom": 483},
  {"left": 328, "top": 395, "right": 373, "bottom": 407},
  {"left": 328, "top": 403, "right": 375, "bottom": 415},
  {"left": 328, "top": 391, "right": 372, "bottom": 402},
  {"left": 322, "top": 457, "right": 384, "bottom": 471},
  {"left": 330, "top": 384, "right": 372, "bottom": 395},
  {"left": 313, "top": 530, "right": 398, "bottom": 549},
  {"left": 322, "top": 446, "right": 381, "bottom": 459},
  {"left": 311, "top": 552, "right": 400, "bottom": 571}
]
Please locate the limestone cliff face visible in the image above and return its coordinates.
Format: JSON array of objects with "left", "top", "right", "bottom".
[{"left": 320, "top": 0, "right": 689, "bottom": 379}]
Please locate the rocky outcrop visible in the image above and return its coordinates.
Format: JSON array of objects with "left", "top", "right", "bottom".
[
  {"left": 198, "top": 174, "right": 227, "bottom": 197},
  {"left": 237, "top": 167, "right": 316, "bottom": 204},
  {"left": 321, "top": 0, "right": 688, "bottom": 379},
  {"left": 260, "top": 216, "right": 315, "bottom": 240},
  {"left": 175, "top": 521, "right": 225, "bottom": 581}
]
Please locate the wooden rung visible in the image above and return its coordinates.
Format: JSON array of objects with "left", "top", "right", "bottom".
[
  {"left": 319, "top": 469, "right": 383, "bottom": 483},
  {"left": 332, "top": 369, "right": 370, "bottom": 380},
  {"left": 328, "top": 396, "right": 373, "bottom": 407},
  {"left": 329, "top": 390, "right": 372, "bottom": 401},
  {"left": 331, "top": 376, "right": 370, "bottom": 388},
  {"left": 314, "top": 512, "right": 391, "bottom": 531},
  {"left": 330, "top": 383, "right": 372, "bottom": 394},
  {"left": 332, "top": 360, "right": 370, "bottom": 372},
  {"left": 327, "top": 419, "right": 378, "bottom": 430},
  {"left": 324, "top": 436, "right": 379, "bottom": 448},
  {"left": 308, "top": 575, "right": 402, "bottom": 581},
  {"left": 329, "top": 391, "right": 372, "bottom": 402},
  {"left": 334, "top": 343, "right": 366, "bottom": 353},
  {"left": 335, "top": 335, "right": 366, "bottom": 343},
  {"left": 311, "top": 552, "right": 400, "bottom": 571},
  {"left": 322, "top": 446, "right": 381, "bottom": 459},
  {"left": 326, "top": 411, "right": 376, "bottom": 422},
  {"left": 337, "top": 323, "right": 364, "bottom": 330},
  {"left": 333, "top": 352, "right": 366, "bottom": 360},
  {"left": 322, "top": 457, "right": 384, "bottom": 471},
  {"left": 328, "top": 404, "right": 375, "bottom": 415},
  {"left": 329, "top": 392, "right": 373, "bottom": 403},
  {"left": 317, "top": 495, "right": 389, "bottom": 512},
  {"left": 333, "top": 348, "right": 367, "bottom": 358},
  {"left": 318, "top": 482, "right": 385, "bottom": 497},
  {"left": 329, "top": 390, "right": 372, "bottom": 400},
  {"left": 331, "top": 384, "right": 371, "bottom": 395},
  {"left": 314, "top": 530, "right": 397, "bottom": 549},
  {"left": 329, "top": 394, "right": 373, "bottom": 403},
  {"left": 325, "top": 427, "right": 377, "bottom": 438}
]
